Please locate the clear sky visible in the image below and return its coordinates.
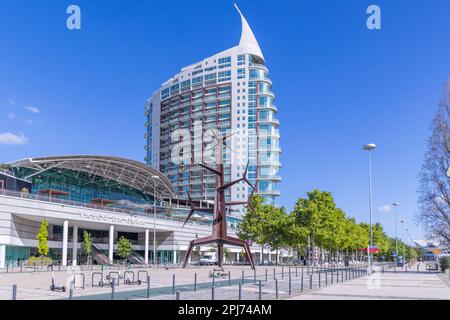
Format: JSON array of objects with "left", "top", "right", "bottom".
[{"left": 0, "top": 0, "right": 449, "bottom": 242}]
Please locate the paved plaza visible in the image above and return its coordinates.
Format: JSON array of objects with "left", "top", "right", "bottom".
[
  {"left": 289, "top": 264, "right": 450, "bottom": 300},
  {"left": 0, "top": 263, "right": 448, "bottom": 300}
]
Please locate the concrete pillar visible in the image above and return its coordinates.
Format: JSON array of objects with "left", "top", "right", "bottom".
[
  {"left": 0, "top": 244, "right": 6, "bottom": 269},
  {"left": 109, "top": 225, "right": 114, "bottom": 264},
  {"left": 144, "top": 229, "right": 149, "bottom": 265},
  {"left": 72, "top": 225, "right": 78, "bottom": 266},
  {"left": 62, "top": 220, "right": 69, "bottom": 266}
]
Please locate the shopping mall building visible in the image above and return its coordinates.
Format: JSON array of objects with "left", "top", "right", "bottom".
[{"left": 0, "top": 156, "right": 288, "bottom": 269}]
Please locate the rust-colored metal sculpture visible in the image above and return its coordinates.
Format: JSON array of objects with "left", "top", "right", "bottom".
[{"left": 181, "top": 132, "right": 256, "bottom": 269}]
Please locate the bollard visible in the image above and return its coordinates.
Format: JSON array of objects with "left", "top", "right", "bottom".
[
  {"left": 301, "top": 274, "right": 304, "bottom": 292},
  {"left": 309, "top": 274, "right": 313, "bottom": 290},
  {"left": 319, "top": 271, "right": 321, "bottom": 287},
  {"left": 259, "top": 280, "right": 262, "bottom": 300},
  {"left": 111, "top": 278, "right": 116, "bottom": 300},
  {"left": 211, "top": 286, "right": 215, "bottom": 301},
  {"left": 12, "top": 284, "right": 17, "bottom": 300},
  {"left": 69, "top": 281, "right": 74, "bottom": 300},
  {"left": 176, "top": 291, "right": 180, "bottom": 300},
  {"left": 289, "top": 277, "right": 292, "bottom": 295},
  {"left": 194, "top": 273, "right": 197, "bottom": 292},
  {"left": 275, "top": 279, "right": 279, "bottom": 299},
  {"left": 147, "top": 275, "right": 151, "bottom": 298},
  {"left": 239, "top": 283, "right": 242, "bottom": 300},
  {"left": 325, "top": 271, "right": 328, "bottom": 286},
  {"left": 265, "top": 269, "right": 268, "bottom": 282},
  {"left": 173, "top": 274, "right": 176, "bottom": 294},
  {"left": 242, "top": 270, "right": 245, "bottom": 284},
  {"left": 228, "top": 271, "right": 231, "bottom": 286}
]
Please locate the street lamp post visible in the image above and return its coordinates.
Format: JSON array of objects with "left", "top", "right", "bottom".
[
  {"left": 401, "top": 220, "right": 406, "bottom": 264},
  {"left": 152, "top": 175, "right": 160, "bottom": 266},
  {"left": 392, "top": 202, "right": 400, "bottom": 263},
  {"left": 363, "top": 143, "right": 376, "bottom": 274}
]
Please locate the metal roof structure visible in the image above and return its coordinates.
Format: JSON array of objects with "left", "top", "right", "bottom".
[{"left": 6, "top": 155, "right": 175, "bottom": 198}]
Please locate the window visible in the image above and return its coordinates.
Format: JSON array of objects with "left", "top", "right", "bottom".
[
  {"left": 161, "top": 88, "right": 170, "bottom": 100},
  {"left": 237, "top": 54, "right": 246, "bottom": 65},
  {"left": 181, "top": 80, "right": 190, "bottom": 88},
  {"left": 218, "top": 56, "right": 231, "bottom": 69},
  {"left": 218, "top": 56, "right": 231, "bottom": 64},
  {"left": 218, "top": 70, "right": 231, "bottom": 82},
  {"left": 205, "top": 73, "right": 217, "bottom": 81},
  {"left": 192, "top": 76, "right": 203, "bottom": 86},
  {"left": 192, "top": 69, "right": 203, "bottom": 76},
  {"left": 237, "top": 68, "right": 246, "bottom": 79}
]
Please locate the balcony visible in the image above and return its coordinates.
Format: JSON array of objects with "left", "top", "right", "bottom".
[
  {"left": 257, "top": 175, "right": 282, "bottom": 182},
  {"left": 256, "top": 190, "right": 281, "bottom": 196}
]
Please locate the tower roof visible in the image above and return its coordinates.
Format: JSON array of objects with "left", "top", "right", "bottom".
[{"left": 234, "top": 4, "right": 264, "bottom": 62}]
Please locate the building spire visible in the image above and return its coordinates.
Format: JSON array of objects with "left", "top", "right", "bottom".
[{"left": 234, "top": 3, "right": 264, "bottom": 62}]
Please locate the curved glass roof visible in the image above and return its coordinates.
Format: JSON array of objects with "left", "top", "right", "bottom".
[{"left": 6, "top": 155, "right": 175, "bottom": 199}]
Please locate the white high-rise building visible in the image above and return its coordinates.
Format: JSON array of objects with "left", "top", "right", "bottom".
[{"left": 145, "top": 5, "right": 281, "bottom": 210}]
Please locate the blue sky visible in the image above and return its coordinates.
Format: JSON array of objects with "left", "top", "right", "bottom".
[{"left": 0, "top": 0, "right": 449, "bottom": 242}]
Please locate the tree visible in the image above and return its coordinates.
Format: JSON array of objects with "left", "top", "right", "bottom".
[
  {"left": 117, "top": 236, "right": 133, "bottom": 263},
  {"left": 237, "top": 195, "right": 266, "bottom": 246},
  {"left": 238, "top": 196, "right": 291, "bottom": 265},
  {"left": 36, "top": 220, "right": 49, "bottom": 257},
  {"left": 223, "top": 247, "right": 231, "bottom": 262},
  {"left": 82, "top": 231, "right": 92, "bottom": 264},
  {"left": 418, "top": 80, "right": 450, "bottom": 246},
  {"left": 194, "top": 245, "right": 201, "bottom": 258},
  {"left": 292, "top": 190, "right": 346, "bottom": 263}
]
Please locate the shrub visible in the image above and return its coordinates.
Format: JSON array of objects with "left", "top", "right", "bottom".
[
  {"left": 26, "top": 256, "right": 53, "bottom": 266},
  {"left": 439, "top": 256, "right": 450, "bottom": 272}
]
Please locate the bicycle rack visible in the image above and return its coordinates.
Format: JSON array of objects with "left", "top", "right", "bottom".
[
  {"left": 73, "top": 273, "right": 85, "bottom": 290},
  {"left": 92, "top": 272, "right": 104, "bottom": 288},
  {"left": 106, "top": 271, "right": 121, "bottom": 287},
  {"left": 137, "top": 270, "right": 148, "bottom": 283},
  {"left": 124, "top": 271, "right": 141, "bottom": 285}
]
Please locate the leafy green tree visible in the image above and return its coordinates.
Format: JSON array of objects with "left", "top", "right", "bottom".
[
  {"left": 194, "top": 246, "right": 201, "bottom": 258},
  {"left": 117, "top": 236, "right": 133, "bottom": 263},
  {"left": 237, "top": 195, "right": 266, "bottom": 246},
  {"left": 239, "top": 196, "right": 291, "bottom": 265},
  {"left": 223, "top": 247, "right": 231, "bottom": 261},
  {"left": 292, "top": 190, "right": 347, "bottom": 262},
  {"left": 36, "top": 220, "right": 49, "bottom": 257},
  {"left": 82, "top": 231, "right": 92, "bottom": 264}
]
